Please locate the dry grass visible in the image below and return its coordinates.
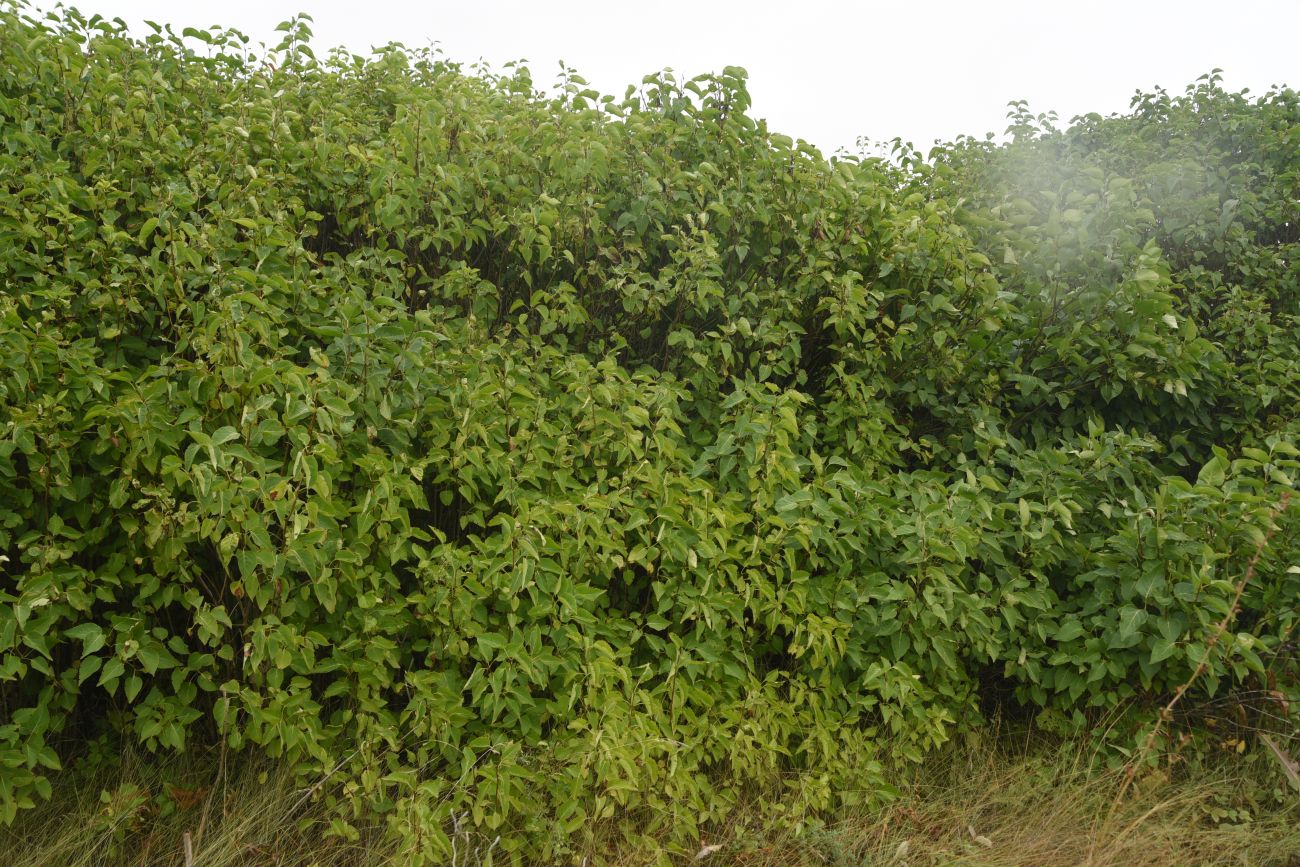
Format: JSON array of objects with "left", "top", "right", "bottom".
[
  {"left": 3, "top": 731, "right": 1297, "bottom": 866},
  {"left": 580, "top": 727, "right": 1300, "bottom": 867},
  {"left": 715, "top": 741, "right": 1300, "bottom": 867},
  {"left": 0, "top": 750, "right": 396, "bottom": 867}
]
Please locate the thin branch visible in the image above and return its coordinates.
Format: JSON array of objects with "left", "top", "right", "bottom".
[{"left": 1113, "top": 490, "right": 1292, "bottom": 807}]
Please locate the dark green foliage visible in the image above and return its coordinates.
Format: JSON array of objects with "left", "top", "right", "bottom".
[{"left": 0, "top": 4, "right": 1296, "bottom": 858}]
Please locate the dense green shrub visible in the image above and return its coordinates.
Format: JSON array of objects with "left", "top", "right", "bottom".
[{"left": 1, "top": 3, "right": 1296, "bottom": 858}]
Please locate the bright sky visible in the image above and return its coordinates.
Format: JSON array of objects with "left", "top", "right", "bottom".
[{"left": 26, "top": 0, "right": 1300, "bottom": 155}]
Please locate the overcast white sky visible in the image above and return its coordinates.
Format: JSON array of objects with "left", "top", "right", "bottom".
[{"left": 26, "top": 0, "right": 1300, "bottom": 155}]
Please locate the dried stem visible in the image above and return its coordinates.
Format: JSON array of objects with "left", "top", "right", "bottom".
[{"left": 1113, "top": 490, "right": 1292, "bottom": 806}]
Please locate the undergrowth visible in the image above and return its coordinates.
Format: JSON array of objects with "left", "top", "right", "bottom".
[{"left": 4, "top": 725, "right": 1297, "bottom": 866}]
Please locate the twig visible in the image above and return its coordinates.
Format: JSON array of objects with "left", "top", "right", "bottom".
[
  {"left": 1259, "top": 733, "right": 1300, "bottom": 790},
  {"left": 1113, "top": 491, "right": 1291, "bottom": 806},
  {"left": 289, "top": 747, "right": 361, "bottom": 816}
]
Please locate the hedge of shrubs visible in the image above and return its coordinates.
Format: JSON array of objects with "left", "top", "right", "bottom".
[{"left": 1, "top": 4, "right": 1297, "bottom": 858}]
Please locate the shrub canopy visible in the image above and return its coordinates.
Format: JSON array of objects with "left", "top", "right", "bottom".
[{"left": 0, "top": 4, "right": 1297, "bottom": 858}]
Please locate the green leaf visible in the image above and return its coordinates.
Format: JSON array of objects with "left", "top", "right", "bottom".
[
  {"left": 78, "top": 655, "right": 102, "bottom": 684},
  {"left": 64, "top": 623, "right": 106, "bottom": 657},
  {"left": 1149, "top": 637, "right": 1177, "bottom": 664},
  {"left": 211, "top": 426, "right": 240, "bottom": 445},
  {"left": 98, "top": 657, "right": 125, "bottom": 690},
  {"left": 1055, "top": 620, "right": 1085, "bottom": 643},
  {"left": 137, "top": 217, "right": 160, "bottom": 246},
  {"left": 1196, "top": 456, "right": 1227, "bottom": 488}
]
